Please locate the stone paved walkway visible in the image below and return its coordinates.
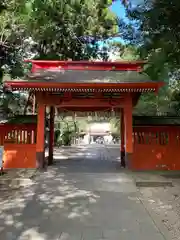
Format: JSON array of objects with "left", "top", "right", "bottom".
[{"left": 0, "top": 145, "right": 166, "bottom": 240}]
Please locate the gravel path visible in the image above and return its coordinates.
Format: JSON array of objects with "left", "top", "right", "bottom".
[{"left": 138, "top": 181, "right": 180, "bottom": 240}]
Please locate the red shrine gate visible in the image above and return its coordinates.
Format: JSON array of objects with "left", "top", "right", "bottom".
[{"left": 2, "top": 60, "right": 166, "bottom": 170}]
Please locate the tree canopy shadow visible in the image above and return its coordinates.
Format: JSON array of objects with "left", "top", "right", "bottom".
[
  {"left": 0, "top": 167, "right": 100, "bottom": 239},
  {"left": 0, "top": 145, "right": 125, "bottom": 239}
]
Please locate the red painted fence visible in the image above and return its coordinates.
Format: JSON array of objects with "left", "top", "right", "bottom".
[
  {"left": 133, "top": 126, "right": 180, "bottom": 170},
  {"left": 1, "top": 123, "right": 180, "bottom": 170},
  {"left": 0, "top": 123, "right": 37, "bottom": 169}
]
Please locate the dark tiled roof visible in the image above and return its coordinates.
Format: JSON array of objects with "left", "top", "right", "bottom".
[
  {"left": 133, "top": 116, "right": 180, "bottom": 126},
  {"left": 26, "top": 69, "right": 152, "bottom": 83}
]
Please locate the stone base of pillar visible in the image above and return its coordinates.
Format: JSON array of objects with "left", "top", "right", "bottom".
[
  {"left": 120, "top": 150, "right": 126, "bottom": 168},
  {"left": 48, "top": 155, "right": 53, "bottom": 166},
  {"left": 36, "top": 151, "right": 45, "bottom": 169},
  {"left": 125, "top": 152, "right": 133, "bottom": 169}
]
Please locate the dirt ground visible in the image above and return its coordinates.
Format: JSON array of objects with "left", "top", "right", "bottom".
[{"left": 136, "top": 175, "right": 180, "bottom": 240}]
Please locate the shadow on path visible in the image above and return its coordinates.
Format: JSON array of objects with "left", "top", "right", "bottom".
[{"left": 0, "top": 146, "right": 165, "bottom": 240}]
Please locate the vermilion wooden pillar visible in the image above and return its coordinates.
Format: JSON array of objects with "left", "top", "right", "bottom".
[
  {"left": 36, "top": 103, "right": 46, "bottom": 168},
  {"left": 120, "top": 108, "right": 125, "bottom": 167},
  {"left": 124, "top": 96, "right": 133, "bottom": 168},
  {"left": 48, "top": 106, "right": 55, "bottom": 165}
]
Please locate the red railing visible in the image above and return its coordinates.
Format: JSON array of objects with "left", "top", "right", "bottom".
[{"left": 0, "top": 123, "right": 37, "bottom": 145}]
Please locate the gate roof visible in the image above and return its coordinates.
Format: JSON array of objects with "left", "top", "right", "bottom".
[{"left": 4, "top": 60, "right": 164, "bottom": 92}]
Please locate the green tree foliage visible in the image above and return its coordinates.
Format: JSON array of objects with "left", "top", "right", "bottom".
[
  {"left": 114, "top": 1, "right": 180, "bottom": 116},
  {"left": 0, "top": 0, "right": 29, "bottom": 119},
  {"left": 108, "top": 41, "right": 139, "bottom": 60},
  {"left": 21, "top": 0, "right": 118, "bottom": 60},
  {"left": 119, "top": 0, "right": 180, "bottom": 79},
  {"left": 0, "top": 0, "right": 119, "bottom": 73},
  {"left": 0, "top": 0, "right": 119, "bottom": 117},
  {"left": 0, "top": 0, "right": 28, "bottom": 78}
]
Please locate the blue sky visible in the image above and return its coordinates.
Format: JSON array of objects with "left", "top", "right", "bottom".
[
  {"left": 102, "top": 0, "right": 143, "bottom": 44},
  {"left": 109, "top": 1, "right": 126, "bottom": 43},
  {"left": 98, "top": 1, "right": 126, "bottom": 47},
  {"left": 110, "top": 1, "right": 126, "bottom": 21}
]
